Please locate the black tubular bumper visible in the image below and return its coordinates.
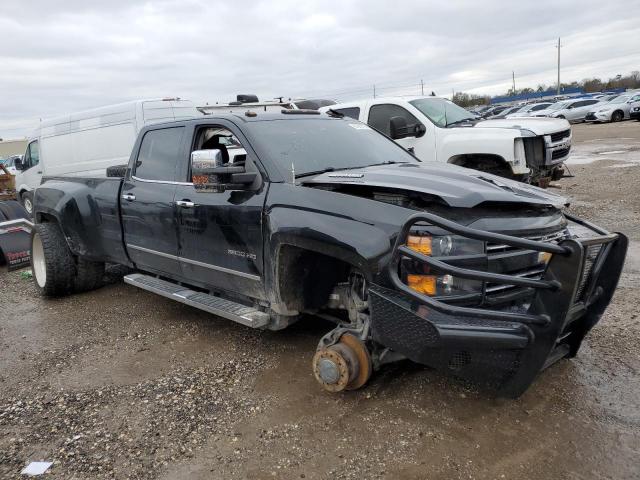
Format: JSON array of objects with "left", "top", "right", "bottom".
[{"left": 369, "top": 212, "right": 628, "bottom": 397}]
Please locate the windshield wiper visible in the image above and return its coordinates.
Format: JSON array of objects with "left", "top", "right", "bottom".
[
  {"left": 446, "top": 118, "right": 476, "bottom": 127},
  {"left": 295, "top": 161, "right": 410, "bottom": 179},
  {"left": 364, "top": 161, "right": 409, "bottom": 167},
  {"left": 295, "top": 167, "right": 337, "bottom": 179}
]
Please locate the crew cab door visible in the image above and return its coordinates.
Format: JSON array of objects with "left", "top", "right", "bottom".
[
  {"left": 173, "top": 121, "right": 267, "bottom": 299},
  {"left": 121, "top": 126, "right": 186, "bottom": 275}
]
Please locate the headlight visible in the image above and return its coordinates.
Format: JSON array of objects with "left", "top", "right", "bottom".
[
  {"left": 597, "top": 108, "right": 610, "bottom": 113},
  {"left": 407, "top": 234, "right": 483, "bottom": 257},
  {"left": 405, "top": 233, "right": 484, "bottom": 297},
  {"left": 407, "top": 273, "right": 482, "bottom": 297}
]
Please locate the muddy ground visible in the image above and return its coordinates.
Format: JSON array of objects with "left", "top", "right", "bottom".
[{"left": 1, "top": 121, "right": 639, "bottom": 479}]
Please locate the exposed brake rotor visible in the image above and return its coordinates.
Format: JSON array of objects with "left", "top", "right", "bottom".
[{"left": 312, "top": 333, "right": 372, "bottom": 392}]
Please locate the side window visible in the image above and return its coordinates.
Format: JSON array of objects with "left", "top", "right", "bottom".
[
  {"left": 531, "top": 104, "right": 548, "bottom": 111},
  {"left": 368, "top": 104, "right": 421, "bottom": 136},
  {"left": 334, "top": 107, "right": 360, "bottom": 120},
  {"left": 134, "top": 127, "right": 184, "bottom": 181},
  {"left": 190, "top": 126, "right": 249, "bottom": 181},
  {"left": 584, "top": 100, "right": 598, "bottom": 106},
  {"left": 23, "top": 141, "right": 39, "bottom": 170}
]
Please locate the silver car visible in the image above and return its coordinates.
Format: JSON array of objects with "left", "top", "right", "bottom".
[
  {"left": 585, "top": 93, "right": 640, "bottom": 123},
  {"left": 545, "top": 98, "right": 601, "bottom": 123},
  {"left": 504, "top": 102, "right": 555, "bottom": 118}
]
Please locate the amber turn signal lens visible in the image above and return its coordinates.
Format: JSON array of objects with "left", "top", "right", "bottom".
[
  {"left": 407, "top": 274, "right": 436, "bottom": 296},
  {"left": 407, "top": 235, "right": 432, "bottom": 255}
]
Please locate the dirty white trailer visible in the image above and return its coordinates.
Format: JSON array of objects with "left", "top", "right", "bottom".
[{"left": 0, "top": 163, "right": 32, "bottom": 271}]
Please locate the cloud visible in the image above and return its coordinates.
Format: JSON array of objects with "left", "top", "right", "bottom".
[{"left": 1, "top": 0, "right": 639, "bottom": 137}]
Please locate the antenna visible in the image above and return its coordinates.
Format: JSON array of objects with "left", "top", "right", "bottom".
[{"left": 291, "top": 162, "right": 295, "bottom": 184}]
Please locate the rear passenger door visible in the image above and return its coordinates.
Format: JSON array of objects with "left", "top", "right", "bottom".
[{"left": 121, "top": 126, "right": 186, "bottom": 276}]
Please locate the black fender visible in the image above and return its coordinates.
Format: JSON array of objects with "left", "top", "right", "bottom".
[
  {"left": 33, "top": 177, "right": 131, "bottom": 265},
  {"left": 264, "top": 205, "right": 394, "bottom": 313}
]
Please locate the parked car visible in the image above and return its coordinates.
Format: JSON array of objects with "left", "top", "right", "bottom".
[
  {"left": 482, "top": 105, "right": 510, "bottom": 118},
  {"left": 585, "top": 93, "right": 640, "bottom": 123},
  {"left": 504, "top": 102, "right": 555, "bottom": 118},
  {"left": 31, "top": 111, "right": 627, "bottom": 397},
  {"left": 320, "top": 96, "right": 571, "bottom": 186},
  {"left": 544, "top": 98, "right": 601, "bottom": 123},
  {"left": 13, "top": 99, "right": 201, "bottom": 215},
  {"left": 0, "top": 156, "right": 20, "bottom": 175},
  {"left": 630, "top": 97, "right": 640, "bottom": 120},
  {"left": 491, "top": 105, "right": 524, "bottom": 118}
]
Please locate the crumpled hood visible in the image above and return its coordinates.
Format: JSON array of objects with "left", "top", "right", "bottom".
[
  {"left": 474, "top": 117, "right": 571, "bottom": 135},
  {"left": 302, "top": 162, "right": 568, "bottom": 209}
]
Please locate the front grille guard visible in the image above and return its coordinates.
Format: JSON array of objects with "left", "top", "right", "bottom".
[{"left": 388, "top": 211, "right": 620, "bottom": 328}]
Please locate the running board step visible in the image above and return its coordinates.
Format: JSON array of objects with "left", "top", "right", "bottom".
[{"left": 124, "top": 273, "right": 270, "bottom": 329}]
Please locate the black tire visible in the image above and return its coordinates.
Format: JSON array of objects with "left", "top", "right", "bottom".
[
  {"left": 0, "top": 200, "right": 29, "bottom": 221},
  {"left": 20, "top": 191, "right": 34, "bottom": 217},
  {"left": 611, "top": 110, "right": 624, "bottom": 122},
  {"left": 74, "top": 258, "right": 105, "bottom": 293},
  {"left": 556, "top": 115, "right": 565, "bottom": 119},
  {"left": 31, "top": 223, "right": 76, "bottom": 297}
]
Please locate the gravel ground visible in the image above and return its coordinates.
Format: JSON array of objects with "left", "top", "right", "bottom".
[{"left": 1, "top": 121, "right": 639, "bottom": 479}]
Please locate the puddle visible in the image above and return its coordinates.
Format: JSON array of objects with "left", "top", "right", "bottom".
[
  {"left": 611, "top": 163, "right": 638, "bottom": 168},
  {"left": 567, "top": 140, "right": 640, "bottom": 165}
]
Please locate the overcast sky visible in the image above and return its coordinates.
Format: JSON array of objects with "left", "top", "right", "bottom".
[{"left": 1, "top": 0, "right": 639, "bottom": 138}]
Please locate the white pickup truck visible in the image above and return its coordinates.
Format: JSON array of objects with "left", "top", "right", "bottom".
[{"left": 320, "top": 96, "right": 572, "bottom": 185}]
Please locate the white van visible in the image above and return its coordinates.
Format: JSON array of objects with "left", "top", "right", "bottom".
[
  {"left": 15, "top": 98, "right": 201, "bottom": 214},
  {"left": 320, "top": 96, "right": 572, "bottom": 185}
]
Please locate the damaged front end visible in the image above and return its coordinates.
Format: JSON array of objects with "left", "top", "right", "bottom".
[{"left": 369, "top": 212, "right": 627, "bottom": 397}]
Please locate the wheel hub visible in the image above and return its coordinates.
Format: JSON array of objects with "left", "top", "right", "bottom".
[
  {"left": 312, "top": 333, "right": 372, "bottom": 392},
  {"left": 317, "top": 358, "right": 341, "bottom": 384}
]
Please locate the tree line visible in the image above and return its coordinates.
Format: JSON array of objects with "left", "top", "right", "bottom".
[{"left": 452, "top": 71, "right": 640, "bottom": 108}]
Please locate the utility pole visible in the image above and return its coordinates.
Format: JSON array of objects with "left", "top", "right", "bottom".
[
  {"left": 373, "top": 84, "right": 376, "bottom": 98},
  {"left": 421, "top": 79, "right": 424, "bottom": 96},
  {"left": 556, "top": 37, "right": 561, "bottom": 95},
  {"left": 512, "top": 71, "right": 516, "bottom": 95}
]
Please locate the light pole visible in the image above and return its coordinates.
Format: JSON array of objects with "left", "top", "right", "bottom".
[{"left": 556, "top": 37, "right": 561, "bottom": 95}]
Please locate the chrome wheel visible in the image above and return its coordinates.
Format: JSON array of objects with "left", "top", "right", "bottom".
[
  {"left": 32, "top": 232, "right": 47, "bottom": 288},
  {"left": 23, "top": 196, "right": 33, "bottom": 214}
]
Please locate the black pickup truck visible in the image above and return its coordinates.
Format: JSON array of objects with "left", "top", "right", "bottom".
[{"left": 31, "top": 111, "right": 627, "bottom": 397}]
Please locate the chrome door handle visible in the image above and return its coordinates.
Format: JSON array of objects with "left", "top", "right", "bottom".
[
  {"left": 176, "top": 200, "right": 195, "bottom": 208},
  {"left": 122, "top": 193, "right": 136, "bottom": 201}
]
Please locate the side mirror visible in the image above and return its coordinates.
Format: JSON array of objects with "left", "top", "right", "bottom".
[
  {"left": 13, "top": 158, "right": 24, "bottom": 171},
  {"left": 414, "top": 123, "right": 426, "bottom": 138},
  {"left": 389, "top": 116, "right": 408, "bottom": 140},
  {"left": 567, "top": 105, "right": 574, "bottom": 109},
  {"left": 191, "top": 149, "right": 257, "bottom": 192}
]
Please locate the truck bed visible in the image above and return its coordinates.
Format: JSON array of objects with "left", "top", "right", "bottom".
[{"left": 35, "top": 176, "right": 130, "bottom": 265}]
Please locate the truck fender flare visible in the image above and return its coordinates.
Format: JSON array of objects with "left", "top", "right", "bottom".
[{"left": 264, "top": 209, "right": 393, "bottom": 313}]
